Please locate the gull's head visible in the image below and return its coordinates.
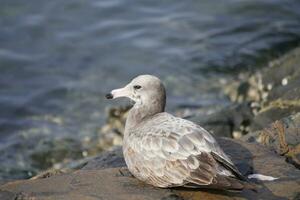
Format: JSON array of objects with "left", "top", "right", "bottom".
[{"left": 106, "top": 75, "right": 166, "bottom": 110}]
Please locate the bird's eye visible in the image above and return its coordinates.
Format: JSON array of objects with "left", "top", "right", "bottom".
[{"left": 133, "top": 85, "right": 142, "bottom": 90}]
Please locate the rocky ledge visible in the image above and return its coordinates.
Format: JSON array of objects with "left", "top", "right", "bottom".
[
  {"left": 1, "top": 137, "right": 300, "bottom": 200},
  {"left": 189, "top": 47, "right": 300, "bottom": 169}
]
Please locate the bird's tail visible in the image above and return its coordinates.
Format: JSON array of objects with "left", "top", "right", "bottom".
[
  {"left": 212, "top": 175, "right": 258, "bottom": 192},
  {"left": 216, "top": 173, "right": 279, "bottom": 192}
]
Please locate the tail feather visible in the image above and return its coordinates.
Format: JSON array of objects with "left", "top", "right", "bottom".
[
  {"left": 184, "top": 175, "right": 257, "bottom": 192},
  {"left": 212, "top": 175, "right": 258, "bottom": 192}
]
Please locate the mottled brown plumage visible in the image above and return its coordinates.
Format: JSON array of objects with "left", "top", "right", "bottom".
[{"left": 106, "top": 75, "right": 255, "bottom": 191}]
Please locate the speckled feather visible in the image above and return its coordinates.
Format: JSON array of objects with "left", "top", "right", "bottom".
[{"left": 123, "top": 112, "right": 246, "bottom": 188}]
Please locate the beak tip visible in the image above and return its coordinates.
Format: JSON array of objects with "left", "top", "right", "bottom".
[{"left": 105, "top": 93, "right": 113, "bottom": 99}]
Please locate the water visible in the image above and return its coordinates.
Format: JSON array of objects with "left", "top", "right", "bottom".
[{"left": 0, "top": 0, "right": 300, "bottom": 181}]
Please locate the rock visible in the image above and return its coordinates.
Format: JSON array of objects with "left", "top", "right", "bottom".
[
  {"left": 0, "top": 190, "right": 15, "bottom": 200},
  {"left": 29, "top": 146, "right": 125, "bottom": 180},
  {"left": 262, "top": 48, "right": 300, "bottom": 89},
  {"left": 27, "top": 149, "right": 96, "bottom": 181},
  {"left": 223, "top": 47, "right": 300, "bottom": 133},
  {"left": 187, "top": 103, "right": 253, "bottom": 138},
  {"left": 250, "top": 48, "right": 300, "bottom": 131},
  {"left": 242, "top": 113, "right": 300, "bottom": 168},
  {"left": 219, "top": 47, "right": 300, "bottom": 169},
  {"left": 82, "top": 146, "right": 125, "bottom": 170},
  {"left": 101, "top": 106, "right": 131, "bottom": 135},
  {"left": 224, "top": 73, "right": 264, "bottom": 103},
  {"left": 1, "top": 138, "right": 299, "bottom": 200},
  {"left": 97, "top": 106, "right": 131, "bottom": 150},
  {"left": 250, "top": 106, "right": 300, "bottom": 132},
  {"left": 30, "top": 169, "right": 68, "bottom": 180}
]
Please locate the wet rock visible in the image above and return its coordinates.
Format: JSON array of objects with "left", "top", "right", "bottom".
[
  {"left": 262, "top": 48, "right": 300, "bottom": 88},
  {"left": 251, "top": 48, "right": 300, "bottom": 131},
  {"left": 187, "top": 103, "right": 253, "bottom": 138},
  {"left": 250, "top": 105, "right": 300, "bottom": 132},
  {"left": 82, "top": 146, "right": 125, "bottom": 170},
  {"left": 30, "top": 138, "right": 84, "bottom": 170},
  {"left": 161, "top": 194, "right": 185, "bottom": 200},
  {"left": 1, "top": 138, "right": 299, "bottom": 200},
  {"left": 30, "top": 154, "right": 94, "bottom": 180},
  {"left": 97, "top": 106, "right": 131, "bottom": 149},
  {"left": 267, "top": 80, "right": 300, "bottom": 102},
  {"left": 224, "top": 73, "right": 264, "bottom": 103},
  {"left": 0, "top": 190, "right": 15, "bottom": 200},
  {"left": 223, "top": 48, "right": 300, "bottom": 168},
  {"left": 29, "top": 146, "right": 126, "bottom": 180},
  {"left": 102, "top": 106, "right": 131, "bottom": 135},
  {"left": 30, "top": 169, "right": 68, "bottom": 180},
  {"left": 224, "top": 47, "right": 300, "bottom": 133},
  {"left": 242, "top": 113, "right": 300, "bottom": 168}
]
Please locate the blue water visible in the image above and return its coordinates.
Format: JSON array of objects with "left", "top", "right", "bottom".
[{"left": 0, "top": 0, "right": 300, "bottom": 181}]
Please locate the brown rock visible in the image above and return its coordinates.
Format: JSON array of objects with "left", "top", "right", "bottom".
[
  {"left": 250, "top": 47, "right": 300, "bottom": 131},
  {"left": 187, "top": 103, "right": 253, "bottom": 138},
  {"left": 242, "top": 113, "right": 300, "bottom": 168},
  {"left": 1, "top": 138, "right": 299, "bottom": 200}
]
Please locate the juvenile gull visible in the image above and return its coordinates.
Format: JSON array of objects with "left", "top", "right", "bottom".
[{"left": 106, "top": 75, "right": 256, "bottom": 191}]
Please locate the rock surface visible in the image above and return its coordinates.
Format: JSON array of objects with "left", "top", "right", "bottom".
[
  {"left": 226, "top": 47, "right": 300, "bottom": 132},
  {"left": 1, "top": 138, "right": 300, "bottom": 200},
  {"left": 187, "top": 103, "right": 254, "bottom": 138},
  {"left": 242, "top": 113, "right": 300, "bottom": 169},
  {"left": 82, "top": 146, "right": 125, "bottom": 170}
]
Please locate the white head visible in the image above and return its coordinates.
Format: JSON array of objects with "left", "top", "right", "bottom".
[{"left": 106, "top": 75, "right": 166, "bottom": 114}]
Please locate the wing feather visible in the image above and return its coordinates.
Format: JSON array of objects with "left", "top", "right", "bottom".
[
  {"left": 124, "top": 112, "right": 242, "bottom": 188},
  {"left": 211, "top": 152, "right": 247, "bottom": 181}
]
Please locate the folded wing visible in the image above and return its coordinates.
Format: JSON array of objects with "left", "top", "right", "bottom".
[{"left": 124, "top": 113, "right": 249, "bottom": 190}]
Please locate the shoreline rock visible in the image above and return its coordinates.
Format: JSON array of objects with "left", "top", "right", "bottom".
[
  {"left": 220, "top": 47, "right": 300, "bottom": 169},
  {"left": 225, "top": 47, "right": 300, "bottom": 133},
  {"left": 1, "top": 138, "right": 300, "bottom": 200},
  {"left": 242, "top": 113, "right": 300, "bottom": 169},
  {"left": 187, "top": 102, "right": 254, "bottom": 138}
]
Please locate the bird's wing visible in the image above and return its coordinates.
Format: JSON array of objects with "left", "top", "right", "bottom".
[
  {"left": 125, "top": 113, "right": 237, "bottom": 188},
  {"left": 211, "top": 151, "right": 247, "bottom": 181}
]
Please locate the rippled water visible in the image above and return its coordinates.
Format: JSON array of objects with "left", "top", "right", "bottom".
[{"left": 0, "top": 0, "right": 300, "bottom": 181}]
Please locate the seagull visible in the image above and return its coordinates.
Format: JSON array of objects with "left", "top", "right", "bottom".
[{"left": 106, "top": 74, "right": 256, "bottom": 191}]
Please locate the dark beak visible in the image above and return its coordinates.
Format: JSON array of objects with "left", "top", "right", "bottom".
[{"left": 105, "top": 93, "right": 113, "bottom": 99}]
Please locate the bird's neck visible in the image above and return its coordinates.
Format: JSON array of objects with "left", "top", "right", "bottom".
[{"left": 124, "top": 100, "right": 165, "bottom": 135}]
